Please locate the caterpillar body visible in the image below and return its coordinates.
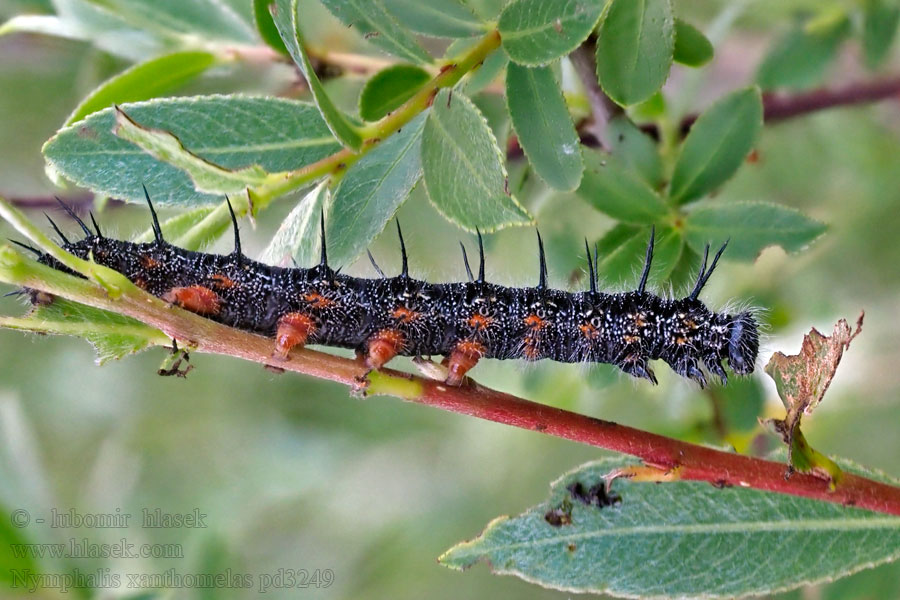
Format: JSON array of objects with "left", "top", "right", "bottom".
[{"left": 27, "top": 192, "right": 759, "bottom": 387}]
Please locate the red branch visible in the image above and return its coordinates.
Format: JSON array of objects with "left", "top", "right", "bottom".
[
  {"left": 4, "top": 249, "right": 900, "bottom": 516},
  {"left": 205, "top": 329, "right": 900, "bottom": 515},
  {"left": 508, "top": 74, "right": 900, "bottom": 157},
  {"left": 679, "top": 75, "right": 900, "bottom": 134},
  {"left": 402, "top": 378, "right": 900, "bottom": 516}
]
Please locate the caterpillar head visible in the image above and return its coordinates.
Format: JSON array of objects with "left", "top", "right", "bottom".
[{"left": 726, "top": 311, "right": 759, "bottom": 374}]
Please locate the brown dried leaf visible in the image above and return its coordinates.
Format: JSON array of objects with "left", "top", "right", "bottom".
[
  {"left": 764, "top": 313, "right": 864, "bottom": 479},
  {"left": 766, "top": 313, "right": 864, "bottom": 420}
]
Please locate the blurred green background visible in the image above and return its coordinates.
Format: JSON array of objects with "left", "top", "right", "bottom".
[{"left": 1, "top": 0, "right": 899, "bottom": 598}]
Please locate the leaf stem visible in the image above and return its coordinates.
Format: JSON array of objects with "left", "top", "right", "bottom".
[
  {"left": 2, "top": 200, "right": 899, "bottom": 517},
  {"left": 181, "top": 30, "right": 503, "bottom": 249}
]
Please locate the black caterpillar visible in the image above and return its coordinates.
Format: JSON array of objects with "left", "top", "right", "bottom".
[{"left": 19, "top": 190, "right": 759, "bottom": 388}]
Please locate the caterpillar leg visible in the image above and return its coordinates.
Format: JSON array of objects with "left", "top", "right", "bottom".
[
  {"left": 365, "top": 329, "right": 405, "bottom": 370},
  {"left": 445, "top": 341, "right": 485, "bottom": 386},
  {"left": 620, "top": 357, "right": 658, "bottom": 385},
  {"left": 673, "top": 357, "right": 708, "bottom": 388},
  {"left": 703, "top": 355, "right": 728, "bottom": 385},
  {"left": 272, "top": 312, "right": 314, "bottom": 360},
  {"left": 163, "top": 285, "right": 221, "bottom": 315}
]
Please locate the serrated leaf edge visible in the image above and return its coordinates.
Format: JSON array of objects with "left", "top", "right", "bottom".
[
  {"left": 683, "top": 200, "right": 828, "bottom": 259},
  {"left": 423, "top": 89, "right": 534, "bottom": 232},
  {"left": 505, "top": 63, "right": 584, "bottom": 191}
]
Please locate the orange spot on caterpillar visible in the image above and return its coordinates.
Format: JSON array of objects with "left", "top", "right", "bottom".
[
  {"left": 304, "top": 292, "right": 334, "bottom": 309},
  {"left": 366, "top": 329, "right": 405, "bottom": 370},
  {"left": 163, "top": 285, "right": 221, "bottom": 315},
  {"left": 524, "top": 314, "right": 546, "bottom": 329},
  {"left": 209, "top": 274, "right": 236, "bottom": 289},
  {"left": 446, "top": 340, "right": 485, "bottom": 386},
  {"left": 140, "top": 254, "right": 160, "bottom": 269},
  {"left": 579, "top": 323, "right": 599, "bottom": 339},
  {"left": 623, "top": 334, "right": 640, "bottom": 344},
  {"left": 392, "top": 306, "right": 419, "bottom": 323},
  {"left": 468, "top": 314, "right": 492, "bottom": 329},
  {"left": 523, "top": 336, "right": 541, "bottom": 360},
  {"left": 134, "top": 278, "right": 148, "bottom": 291},
  {"left": 273, "top": 312, "right": 315, "bottom": 360}
]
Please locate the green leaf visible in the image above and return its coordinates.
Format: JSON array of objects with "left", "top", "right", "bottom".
[
  {"left": 14, "top": 0, "right": 159, "bottom": 61},
  {"left": 260, "top": 182, "right": 329, "bottom": 267},
  {"left": 606, "top": 116, "right": 663, "bottom": 187},
  {"left": 440, "top": 457, "right": 900, "bottom": 597},
  {"left": 0, "top": 14, "right": 87, "bottom": 40},
  {"left": 506, "top": 63, "right": 583, "bottom": 191},
  {"left": 468, "top": 0, "right": 507, "bottom": 20},
  {"left": 271, "top": 0, "right": 363, "bottom": 149},
  {"left": 756, "top": 18, "right": 850, "bottom": 90},
  {"left": 644, "top": 226, "right": 682, "bottom": 285},
  {"left": 666, "top": 243, "right": 700, "bottom": 292},
  {"left": 381, "top": 0, "right": 484, "bottom": 38},
  {"left": 578, "top": 150, "right": 667, "bottom": 223},
  {"left": 472, "top": 93, "right": 511, "bottom": 153},
  {"left": 86, "top": 0, "right": 256, "bottom": 44},
  {"left": 112, "top": 106, "right": 269, "bottom": 194},
  {"left": 673, "top": 18, "right": 713, "bottom": 67},
  {"left": 595, "top": 0, "right": 675, "bottom": 106},
  {"left": 446, "top": 36, "right": 509, "bottom": 93},
  {"left": 65, "top": 50, "right": 217, "bottom": 126},
  {"left": 359, "top": 64, "right": 431, "bottom": 122},
  {"left": 319, "top": 0, "right": 432, "bottom": 64},
  {"left": 669, "top": 87, "right": 763, "bottom": 205},
  {"left": 0, "top": 298, "right": 169, "bottom": 364},
  {"left": 628, "top": 89, "right": 667, "bottom": 121},
  {"left": 43, "top": 95, "right": 341, "bottom": 206},
  {"left": 133, "top": 206, "right": 215, "bottom": 246},
  {"left": 593, "top": 223, "right": 681, "bottom": 287},
  {"left": 422, "top": 90, "right": 533, "bottom": 231},
  {"left": 253, "top": 0, "right": 289, "bottom": 54},
  {"left": 684, "top": 201, "right": 827, "bottom": 261},
  {"left": 465, "top": 45, "right": 508, "bottom": 93},
  {"left": 862, "top": 0, "right": 900, "bottom": 69},
  {"left": 327, "top": 114, "right": 425, "bottom": 266},
  {"left": 498, "top": 0, "right": 604, "bottom": 66},
  {"left": 714, "top": 376, "right": 766, "bottom": 435}
]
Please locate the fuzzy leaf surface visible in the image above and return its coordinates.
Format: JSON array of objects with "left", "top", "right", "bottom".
[
  {"left": 422, "top": 89, "right": 532, "bottom": 231},
  {"left": 505, "top": 62, "right": 583, "bottom": 191},
  {"left": 43, "top": 96, "right": 341, "bottom": 206},
  {"left": 440, "top": 457, "right": 900, "bottom": 598},
  {"left": 498, "top": 0, "right": 604, "bottom": 66},
  {"left": 595, "top": 0, "right": 675, "bottom": 105}
]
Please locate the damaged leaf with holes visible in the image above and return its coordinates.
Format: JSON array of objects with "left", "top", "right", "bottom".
[
  {"left": 765, "top": 314, "right": 865, "bottom": 480},
  {"left": 440, "top": 457, "right": 900, "bottom": 597}
]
